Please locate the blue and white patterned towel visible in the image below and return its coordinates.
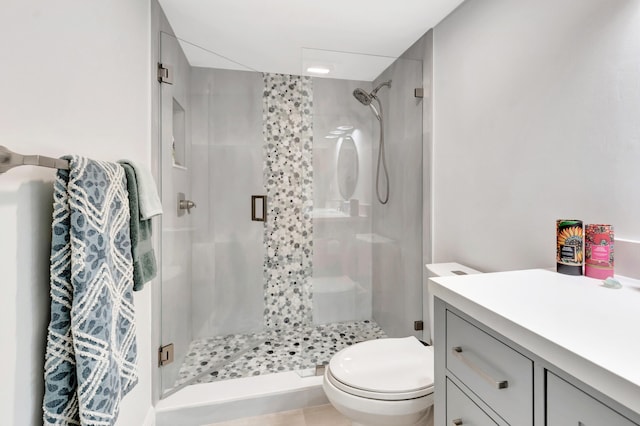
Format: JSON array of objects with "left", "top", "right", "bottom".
[{"left": 43, "top": 156, "right": 138, "bottom": 425}]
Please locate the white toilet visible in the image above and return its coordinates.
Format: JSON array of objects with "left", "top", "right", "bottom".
[{"left": 322, "top": 262, "right": 480, "bottom": 426}]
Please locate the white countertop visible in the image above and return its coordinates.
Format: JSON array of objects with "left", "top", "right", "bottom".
[{"left": 429, "top": 269, "right": 640, "bottom": 415}]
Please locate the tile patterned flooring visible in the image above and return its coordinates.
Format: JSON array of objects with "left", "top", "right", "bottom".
[
  {"left": 206, "top": 404, "right": 352, "bottom": 426},
  {"left": 175, "top": 320, "right": 386, "bottom": 387}
]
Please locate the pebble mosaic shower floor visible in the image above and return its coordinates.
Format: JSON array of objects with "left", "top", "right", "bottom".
[{"left": 174, "top": 320, "right": 387, "bottom": 388}]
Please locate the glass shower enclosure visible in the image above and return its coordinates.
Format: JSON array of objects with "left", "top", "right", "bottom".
[{"left": 158, "top": 32, "right": 423, "bottom": 396}]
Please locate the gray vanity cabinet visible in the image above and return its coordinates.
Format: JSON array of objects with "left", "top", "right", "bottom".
[
  {"left": 446, "top": 378, "right": 498, "bottom": 425},
  {"left": 546, "top": 373, "right": 636, "bottom": 426},
  {"left": 434, "top": 297, "right": 640, "bottom": 426},
  {"left": 446, "top": 311, "right": 533, "bottom": 425}
]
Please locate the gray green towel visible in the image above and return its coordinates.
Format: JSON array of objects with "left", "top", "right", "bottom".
[{"left": 120, "top": 162, "right": 157, "bottom": 291}]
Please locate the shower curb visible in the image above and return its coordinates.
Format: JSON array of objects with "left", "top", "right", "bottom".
[{"left": 155, "top": 372, "right": 326, "bottom": 426}]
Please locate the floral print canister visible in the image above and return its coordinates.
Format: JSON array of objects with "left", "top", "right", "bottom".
[
  {"left": 585, "top": 224, "right": 614, "bottom": 279},
  {"left": 556, "top": 219, "right": 583, "bottom": 275}
]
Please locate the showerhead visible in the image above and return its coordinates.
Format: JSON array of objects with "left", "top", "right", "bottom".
[
  {"left": 353, "top": 80, "right": 392, "bottom": 120},
  {"left": 353, "top": 88, "right": 373, "bottom": 106},
  {"left": 352, "top": 80, "right": 392, "bottom": 108}
]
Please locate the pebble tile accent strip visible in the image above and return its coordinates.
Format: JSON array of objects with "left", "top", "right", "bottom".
[
  {"left": 174, "top": 320, "right": 386, "bottom": 387},
  {"left": 262, "top": 73, "right": 314, "bottom": 329}
]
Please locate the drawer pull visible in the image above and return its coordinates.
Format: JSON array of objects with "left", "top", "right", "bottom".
[
  {"left": 452, "top": 419, "right": 463, "bottom": 425},
  {"left": 451, "top": 346, "right": 509, "bottom": 389}
]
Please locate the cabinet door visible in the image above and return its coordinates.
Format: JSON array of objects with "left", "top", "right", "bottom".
[
  {"left": 547, "top": 372, "right": 638, "bottom": 426},
  {"left": 447, "top": 378, "right": 498, "bottom": 426}
]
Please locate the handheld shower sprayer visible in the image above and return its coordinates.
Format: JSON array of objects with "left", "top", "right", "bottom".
[{"left": 352, "top": 80, "right": 392, "bottom": 204}]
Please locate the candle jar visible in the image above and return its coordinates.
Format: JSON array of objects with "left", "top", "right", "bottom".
[
  {"left": 556, "top": 219, "right": 583, "bottom": 276},
  {"left": 585, "top": 224, "right": 614, "bottom": 279}
]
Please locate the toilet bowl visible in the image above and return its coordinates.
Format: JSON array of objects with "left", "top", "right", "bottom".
[
  {"left": 322, "top": 336, "right": 434, "bottom": 426},
  {"left": 322, "top": 263, "right": 481, "bottom": 426}
]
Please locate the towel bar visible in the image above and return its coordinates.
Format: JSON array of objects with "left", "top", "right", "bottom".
[{"left": 0, "top": 145, "right": 70, "bottom": 174}]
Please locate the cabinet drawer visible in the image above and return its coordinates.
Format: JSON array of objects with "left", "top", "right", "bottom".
[
  {"left": 446, "top": 311, "right": 533, "bottom": 425},
  {"left": 447, "top": 378, "right": 497, "bottom": 426},
  {"left": 547, "top": 372, "right": 638, "bottom": 426}
]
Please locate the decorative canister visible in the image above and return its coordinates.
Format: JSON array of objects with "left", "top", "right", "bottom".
[
  {"left": 585, "top": 224, "right": 614, "bottom": 279},
  {"left": 556, "top": 219, "right": 583, "bottom": 275}
]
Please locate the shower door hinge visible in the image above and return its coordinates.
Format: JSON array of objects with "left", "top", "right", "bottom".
[
  {"left": 158, "top": 343, "right": 174, "bottom": 367},
  {"left": 414, "top": 320, "right": 424, "bottom": 331},
  {"left": 157, "top": 63, "right": 174, "bottom": 85}
]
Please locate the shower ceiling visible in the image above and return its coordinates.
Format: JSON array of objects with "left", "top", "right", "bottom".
[{"left": 157, "top": 0, "right": 465, "bottom": 80}]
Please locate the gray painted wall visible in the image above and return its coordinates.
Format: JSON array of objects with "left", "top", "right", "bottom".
[
  {"left": 433, "top": 1, "right": 640, "bottom": 272},
  {"left": 2, "top": 1, "right": 154, "bottom": 424}
]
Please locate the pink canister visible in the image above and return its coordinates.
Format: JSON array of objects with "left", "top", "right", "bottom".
[{"left": 585, "top": 224, "right": 614, "bottom": 279}]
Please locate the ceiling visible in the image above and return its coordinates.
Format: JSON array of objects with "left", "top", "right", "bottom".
[{"left": 158, "top": 0, "right": 465, "bottom": 81}]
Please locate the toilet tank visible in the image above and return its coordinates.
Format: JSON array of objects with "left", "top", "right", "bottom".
[{"left": 423, "top": 263, "right": 481, "bottom": 344}]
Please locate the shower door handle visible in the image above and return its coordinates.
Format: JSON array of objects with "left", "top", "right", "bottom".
[{"left": 251, "top": 195, "right": 267, "bottom": 222}]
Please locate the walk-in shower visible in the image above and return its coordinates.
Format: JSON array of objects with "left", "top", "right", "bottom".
[
  {"left": 353, "top": 80, "right": 392, "bottom": 204},
  {"left": 156, "top": 33, "right": 424, "bottom": 411}
]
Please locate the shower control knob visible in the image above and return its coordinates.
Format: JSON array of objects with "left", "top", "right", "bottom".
[{"left": 179, "top": 199, "right": 196, "bottom": 214}]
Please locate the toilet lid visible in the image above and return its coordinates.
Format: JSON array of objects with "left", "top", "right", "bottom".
[{"left": 328, "top": 337, "right": 434, "bottom": 396}]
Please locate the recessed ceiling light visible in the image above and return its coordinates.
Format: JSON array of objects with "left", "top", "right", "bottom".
[
  {"left": 337, "top": 125, "right": 354, "bottom": 131},
  {"left": 306, "top": 67, "right": 330, "bottom": 74},
  {"left": 329, "top": 130, "right": 345, "bottom": 135},
  {"left": 325, "top": 135, "right": 339, "bottom": 139}
]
